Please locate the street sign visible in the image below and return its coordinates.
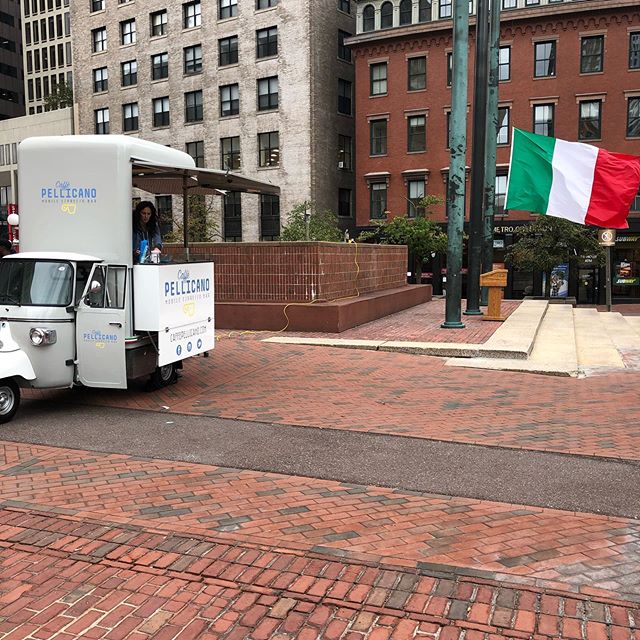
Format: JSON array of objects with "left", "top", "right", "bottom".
[{"left": 598, "top": 229, "right": 616, "bottom": 246}]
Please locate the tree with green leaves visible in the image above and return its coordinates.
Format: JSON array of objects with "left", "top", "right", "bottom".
[
  {"left": 280, "top": 201, "right": 343, "bottom": 242},
  {"left": 505, "top": 216, "right": 604, "bottom": 298},
  {"left": 357, "top": 195, "right": 447, "bottom": 282},
  {"left": 163, "top": 195, "right": 221, "bottom": 243},
  {"left": 43, "top": 81, "right": 73, "bottom": 110}
]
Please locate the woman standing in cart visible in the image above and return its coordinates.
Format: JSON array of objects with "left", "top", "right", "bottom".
[{"left": 132, "top": 200, "right": 162, "bottom": 263}]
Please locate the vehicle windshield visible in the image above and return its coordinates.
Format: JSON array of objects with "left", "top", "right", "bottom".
[{"left": 0, "top": 260, "right": 74, "bottom": 306}]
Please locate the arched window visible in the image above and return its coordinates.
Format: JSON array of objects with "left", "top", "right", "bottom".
[
  {"left": 399, "top": 0, "right": 412, "bottom": 25},
  {"left": 362, "top": 4, "right": 375, "bottom": 31},
  {"left": 418, "top": 0, "right": 431, "bottom": 22},
  {"left": 380, "top": 2, "right": 393, "bottom": 28}
]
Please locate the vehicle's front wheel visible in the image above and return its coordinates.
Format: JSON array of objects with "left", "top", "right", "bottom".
[
  {"left": 149, "top": 363, "right": 178, "bottom": 390},
  {"left": 0, "top": 378, "right": 20, "bottom": 424}
]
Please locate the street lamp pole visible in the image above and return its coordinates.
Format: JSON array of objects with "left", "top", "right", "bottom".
[
  {"left": 465, "top": 0, "right": 490, "bottom": 316},
  {"left": 442, "top": 0, "right": 469, "bottom": 329}
]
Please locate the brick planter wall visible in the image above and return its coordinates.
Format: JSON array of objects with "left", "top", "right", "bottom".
[{"left": 164, "top": 242, "right": 408, "bottom": 303}]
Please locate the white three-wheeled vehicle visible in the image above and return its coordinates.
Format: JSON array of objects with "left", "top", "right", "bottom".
[{"left": 0, "top": 135, "right": 278, "bottom": 423}]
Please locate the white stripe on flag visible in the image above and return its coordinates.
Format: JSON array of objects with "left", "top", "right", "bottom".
[{"left": 547, "top": 139, "right": 598, "bottom": 224}]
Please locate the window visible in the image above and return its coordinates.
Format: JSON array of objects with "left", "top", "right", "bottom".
[
  {"left": 92, "top": 27, "right": 106, "bottom": 53},
  {"left": 219, "top": 0, "right": 237, "bottom": 19},
  {"left": 630, "top": 33, "right": 640, "bottom": 70},
  {"left": 370, "top": 62, "right": 387, "bottom": 95},
  {"left": 186, "top": 140, "right": 204, "bottom": 167},
  {"left": 338, "top": 30, "right": 352, "bottom": 62},
  {"left": 338, "top": 134, "right": 352, "bottom": 170},
  {"left": 338, "top": 189, "right": 352, "bottom": 218},
  {"left": 121, "top": 60, "right": 137, "bottom": 86},
  {"left": 408, "top": 56, "right": 426, "bottom": 91},
  {"left": 219, "top": 35, "right": 238, "bottom": 65},
  {"left": 532, "top": 103, "right": 554, "bottom": 137},
  {"left": 151, "top": 10, "right": 167, "bottom": 37},
  {"left": 407, "top": 179, "right": 425, "bottom": 217},
  {"left": 581, "top": 35, "right": 604, "bottom": 74},
  {"left": 497, "top": 107, "right": 509, "bottom": 144},
  {"left": 156, "top": 196, "right": 173, "bottom": 236},
  {"left": 120, "top": 19, "right": 136, "bottom": 46},
  {"left": 224, "top": 192, "right": 242, "bottom": 242},
  {"left": 338, "top": 78, "right": 352, "bottom": 115},
  {"left": 578, "top": 100, "right": 601, "bottom": 140},
  {"left": 185, "top": 90, "right": 203, "bottom": 122},
  {"left": 627, "top": 97, "right": 640, "bottom": 138},
  {"left": 91, "top": 0, "right": 103, "bottom": 11},
  {"left": 439, "top": 0, "right": 451, "bottom": 19},
  {"left": 362, "top": 4, "right": 374, "bottom": 32},
  {"left": 380, "top": 1, "right": 393, "bottom": 28},
  {"left": 220, "top": 83, "right": 239, "bottom": 116},
  {"left": 221, "top": 136, "right": 240, "bottom": 170},
  {"left": 153, "top": 96, "right": 170, "bottom": 127},
  {"left": 407, "top": 115, "right": 426, "bottom": 152},
  {"left": 257, "top": 26, "right": 277, "bottom": 58},
  {"left": 151, "top": 53, "right": 168, "bottom": 80},
  {"left": 370, "top": 119, "right": 387, "bottom": 155},
  {"left": 398, "top": 0, "right": 412, "bottom": 24},
  {"left": 94, "top": 107, "right": 109, "bottom": 134},
  {"left": 260, "top": 195, "right": 280, "bottom": 241},
  {"left": 499, "top": 46, "right": 510, "bottom": 81},
  {"left": 534, "top": 41, "right": 556, "bottom": 78},
  {"left": 525, "top": 0, "right": 540, "bottom": 4},
  {"left": 183, "top": 0, "right": 201, "bottom": 28},
  {"left": 632, "top": 187, "right": 640, "bottom": 213},
  {"left": 184, "top": 45, "right": 202, "bottom": 74},
  {"left": 122, "top": 102, "right": 138, "bottom": 132},
  {"left": 257, "top": 0, "right": 277, "bottom": 8},
  {"left": 93, "top": 67, "right": 108, "bottom": 92},
  {"left": 370, "top": 182, "right": 387, "bottom": 219},
  {"left": 338, "top": 0, "right": 350, "bottom": 13},
  {"left": 502, "top": 0, "right": 516, "bottom": 8},
  {"left": 447, "top": 52, "right": 452, "bottom": 86},
  {"left": 495, "top": 174, "right": 508, "bottom": 215},
  {"left": 257, "top": 76, "right": 278, "bottom": 110},
  {"left": 418, "top": 0, "right": 431, "bottom": 21},
  {"left": 258, "top": 131, "right": 279, "bottom": 167}
]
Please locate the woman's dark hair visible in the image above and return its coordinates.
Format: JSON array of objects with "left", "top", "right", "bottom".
[{"left": 133, "top": 200, "right": 159, "bottom": 231}]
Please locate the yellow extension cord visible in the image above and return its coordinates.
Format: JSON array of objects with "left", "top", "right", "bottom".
[{"left": 216, "top": 240, "right": 361, "bottom": 340}]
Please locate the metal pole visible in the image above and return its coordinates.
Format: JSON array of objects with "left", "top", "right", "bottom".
[
  {"left": 465, "top": 0, "right": 490, "bottom": 315},
  {"left": 606, "top": 245, "right": 612, "bottom": 312},
  {"left": 304, "top": 204, "right": 311, "bottom": 241},
  {"left": 442, "top": 0, "right": 469, "bottom": 329},
  {"left": 481, "top": 0, "right": 501, "bottom": 306},
  {"left": 182, "top": 173, "right": 190, "bottom": 261}
]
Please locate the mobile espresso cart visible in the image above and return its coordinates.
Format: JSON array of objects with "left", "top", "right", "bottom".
[{"left": 0, "top": 135, "right": 279, "bottom": 423}]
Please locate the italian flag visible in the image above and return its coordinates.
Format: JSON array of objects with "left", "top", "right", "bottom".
[{"left": 505, "top": 128, "right": 640, "bottom": 229}]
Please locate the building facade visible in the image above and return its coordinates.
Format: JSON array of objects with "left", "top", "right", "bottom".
[
  {"left": 0, "top": 0, "right": 25, "bottom": 119},
  {"left": 0, "top": 106, "right": 74, "bottom": 234},
  {"left": 70, "top": 0, "right": 356, "bottom": 242},
  {"left": 349, "top": 0, "right": 640, "bottom": 302}
]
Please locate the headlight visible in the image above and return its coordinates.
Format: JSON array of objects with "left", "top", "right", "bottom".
[{"left": 29, "top": 328, "right": 57, "bottom": 346}]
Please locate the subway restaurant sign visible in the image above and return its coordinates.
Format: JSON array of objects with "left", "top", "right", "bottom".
[{"left": 614, "top": 277, "right": 640, "bottom": 286}]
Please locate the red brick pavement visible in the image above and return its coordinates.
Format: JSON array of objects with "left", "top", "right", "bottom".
[
  {"left": 27, "top": 338, "right": 640, "bottom": 462},
  {"left": 1, "top": 441, "right": 639, "bottom": 602}
]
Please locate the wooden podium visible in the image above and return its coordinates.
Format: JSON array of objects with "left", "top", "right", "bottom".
[{"left": 480, "top": 269, "right": 508, "bottom": 321}]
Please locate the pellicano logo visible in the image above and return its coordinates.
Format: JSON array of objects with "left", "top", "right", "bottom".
[{"left": 41, "top": 180, "right": 98, "bottom": 214}]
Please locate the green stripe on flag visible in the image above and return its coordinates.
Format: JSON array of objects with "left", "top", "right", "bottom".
[{"left": 505, "top": 129, "right": 556, "bottom": 214}]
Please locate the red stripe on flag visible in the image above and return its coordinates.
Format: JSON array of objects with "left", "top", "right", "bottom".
[{"left": 585, "top": 149, "right": 640, "bottom": 229}]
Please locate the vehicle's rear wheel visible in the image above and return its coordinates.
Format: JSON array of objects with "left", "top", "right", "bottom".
[
  {"left": 0, "top": 379, "right": 20, "bottom": 424},
  {"left": 149, "top": 363, "right": 178, "bottom": 389}
]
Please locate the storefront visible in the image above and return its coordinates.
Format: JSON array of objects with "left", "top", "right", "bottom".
[{"left": 612, "top": 229, "right": 640, "bottom": 303}]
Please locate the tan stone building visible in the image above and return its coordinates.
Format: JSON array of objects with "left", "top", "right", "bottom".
[
  {"left": 70, "top": 0, "right": 356, "bottom": 241},
  {"left": 20, "top": 0, "right": 73, "bottom": 114}
]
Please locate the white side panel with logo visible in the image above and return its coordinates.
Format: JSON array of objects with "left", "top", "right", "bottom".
[{"left": 133, "top": 262, "right": 214, "bottom": 366}]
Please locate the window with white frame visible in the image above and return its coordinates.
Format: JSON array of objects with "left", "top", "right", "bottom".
[
  {"left": 380, "top": 2, "right": 393, "bottom": 28},
  {"left": 362, "top": 4, "right": 374, "bottom": 32},
  {"left": 370, "top": 62, "right": 387, "bottom": 95},
  {"left": 533, "top": 103, "right": 554, "bottom": 137},
  {"left": 419, "top": 0, "right": 431, "bottom": 22},
  {"left": 578, "top": 100, "right": 601, "bottom": 140},
  {"left": 497, "top": 107, "right": 509, "bottom": 144},
  {"left": 439, "top": 0, "right": 451, "bottom": 19},
  {"left": 399, "top": 0, "right": 412, "bottom": 25},
  {"left": 407, "top": 179, "right": 425, "bottom": 217},
  {"left": 499, "top": 46, "right": 510, "bottom": 81}
]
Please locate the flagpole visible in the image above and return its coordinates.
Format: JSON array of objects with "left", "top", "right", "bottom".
[
  {"left": 442, "top": 0, "right": 469, "bottom": 329},
  {"left": 465, "top": 0, "right": 490, "bottom": 316},
  {"left": 606, "top": 245, "right": 612, "bottom": 312}
]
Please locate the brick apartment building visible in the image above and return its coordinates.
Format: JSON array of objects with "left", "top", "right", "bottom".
[
  {"left": 348, "top": 0, "right": 640, "bottom": 303},
  {"left": 70, "top": 0, "right": 356, "bottom": 242}
]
